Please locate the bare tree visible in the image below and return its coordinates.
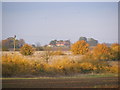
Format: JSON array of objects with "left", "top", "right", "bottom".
[{"left": 43, "top": 47, "right": 53, "bottom": 63}]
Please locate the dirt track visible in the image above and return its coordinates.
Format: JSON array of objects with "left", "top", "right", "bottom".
[{"left": 2, "top": 77, "right": 118, "bottom": 88}]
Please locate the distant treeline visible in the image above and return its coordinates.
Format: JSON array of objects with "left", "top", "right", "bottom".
[
  {"left": 1, "top": 37, "right": 25, "bottom": 51},
  {"left": 1, "top": 36, "right": 112, "bottom": 51},
  {"left": 79, "top": 37, "right": 98, "bottom": 46}
]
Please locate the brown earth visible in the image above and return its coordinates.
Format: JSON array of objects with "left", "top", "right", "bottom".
[{"left": 2, "top": 77, "right": 118, "bottom": 88}]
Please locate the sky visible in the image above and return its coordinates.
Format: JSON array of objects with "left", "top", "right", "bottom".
[{"left": 2, "top": 2, "right": 118, "bottom": 45}]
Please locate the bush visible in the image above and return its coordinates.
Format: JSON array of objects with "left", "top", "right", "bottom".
[
  {"left": 36, "top": 46, "right": 44, "bottom": 51},
  {"left": 2, "top": 53, "right": 118, "bottom": 77},
  {"left": 109, "top": 65, "right": 118, "bottom": 73},
  {"left": 2, "top": 54, "right": 31, "bottom": 77},
  {"left": 2, "top": 54, "right": 45, "bottom": 77},
  {"left": 2, "top": 47, "right": 9, "bottom": 51},
  {"left": 81, "top": 54, "right": 110, "bottom": 73},
  {"left": 92, "top": 44, "right": 112, "bottom": 60},
  {"left": 48, "top": 57, "right": 80, "bottom": 75},
  {"left": 110, "top": 43, "right": 120, "bottom": 60},
  {"left": 51, "top": 51, "right": 65, "bottom": 55},
  {"left": 20, "top": 44, "right": 35, "bottom": 56},
  {"left": 71, "top": 40, "right": 89, "bottom": 55}
]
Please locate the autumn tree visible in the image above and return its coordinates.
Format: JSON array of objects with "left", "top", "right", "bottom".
[
  {"left": 35, "top": 42, "right": 44, "bottom": 51},
  {"left": 87, "top": 38, "right": 98, "bottom": 46},
  {"left": 71, "top": 40, "right": 89, "bottom": 55},
  {"left": 20, "top": 44, "right": 35, "bottom": 56},
  {"left": 2, "top": 37, "right": 25, "bottom": 51},
  {"left": 110, "top": 43, "right": 120, "bottom": 60},
  {"left": 79, "top": 37, "right": 87, "bottom": 42},
  {"left": 92, "top": 44, "right": 112, "bottom": 60}
]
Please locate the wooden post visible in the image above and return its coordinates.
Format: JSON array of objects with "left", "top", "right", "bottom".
[{"left": 13, "top": 35, "right": 16, "bottom": 51}]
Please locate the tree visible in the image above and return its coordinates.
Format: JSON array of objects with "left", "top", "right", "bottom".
[
  {"left": 71, "top": 40, "right": 89, "bottom": 55},
  {"left": 2, "top": 37, "right": 25, "bottom": 51},
  {"left": 42, "top": 47, "right": 53, "bottom": 63},
  {"left": 87, "top": 38, "right": 98, "bottom": 46},
  {"left": 2, "top": 39, "right": 9, "bottom": 51},
  {"left": 79, "top": 37, "right": 87, "bottom": 42},
  {"left": 92, "top": 44, "right": 112, "bottom": 60},
  {"left": 18, "top": 39, "right": 25, "bottom": 48},
  {"left": 49, "top": 40, "right": 56, "bottom": 45},
  {"left": 20, "top": 44, "right": 35, "bottom": 56},
  {"left": 35, "top": 42, "right": 43, "bottom": 51},
  {"left": 110, "top": 43, "right": 120, "bottom": 60}
]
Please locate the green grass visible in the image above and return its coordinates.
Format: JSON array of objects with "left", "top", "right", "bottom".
[{"left": 1, "top": 73, "right": 118, "bottom": 80}]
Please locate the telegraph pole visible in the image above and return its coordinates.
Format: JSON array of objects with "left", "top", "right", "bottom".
[{"left": 13, "top": 35, "right": 16, "bottom": 51}]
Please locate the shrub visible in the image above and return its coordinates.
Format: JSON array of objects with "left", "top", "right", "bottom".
[
  {"left": 2, "top": 47, "right": 9, "bottom": 51},
  {"left": 79, "top": 62, "right": 96, "bottom": 73},
  {"left": 110, "top": 43, "right": 120, "bottom": 60},
  {"left": 50, "top": 57, "right": 79, "bottom": 75},
  {"left": 42, "top": 47, "right": 53, "bottom": 63},
  {"left": 71, "top": 40, "right": 89, "bottom": 55},
  {"left": 36, "top": 46, "right": 44, "bottom": 51},
  {"left": 2, "top": 53, "right": 118, "bottom": 77},
  {"left": 2, "top": 54, "right": 30, "bottom": 77},
  {"left": 92, "top": 44, "right": 112, "bottom": 60},
  {"left": 51, "top": 51, "right": 65, "bottom": 55},
  {"left": 20, "top": 44, "right": 35, "bottom": 56},
  {"left": 109, "top": 65, "right": 118, "bottom": 73},
  {"left": 81, "top": 54, "right": 110, "bottom": 73},
  {"left": 2, "top": 54, "right": 45, "bottom": 77}
]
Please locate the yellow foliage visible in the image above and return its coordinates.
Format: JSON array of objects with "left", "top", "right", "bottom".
[
  {"left": 92, "top": 44, "right": 112, "bottom": 60},
  {"left": 20, "top": 44, "right": 35, "bottom": 56},
  {"left": 110, "top": 43, "right": 120, "bottom": 60},
  {"left": 51, "top": 51, "right": 65, "bottom": 55},
  {"left": 80, "top": 62, "right": 93, "bottom": 70},
  {"left": 71, "top": 40, "right": 89, "bottom": 55},
  {"left": 2, "top": 52, "right": 118, "bottom": 77},
  {"left": 109, "top": 65, "right": 118, "bottom": 73}
]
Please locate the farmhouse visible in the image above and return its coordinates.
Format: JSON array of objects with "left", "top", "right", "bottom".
[{"left": 48, "top": 40, "right": 71, "bottom": 47}]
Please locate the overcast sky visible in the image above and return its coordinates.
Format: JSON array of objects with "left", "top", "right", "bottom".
[{"left": 2, "top": 2, "right": 118, "bottom": 45}]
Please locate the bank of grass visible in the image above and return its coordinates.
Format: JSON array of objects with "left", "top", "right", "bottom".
[
  {"left": 1, "top": 73, "right": 118, "bottom": 80},
  {"left": 2, "top": 53, "right": 118, "bottom": 77}
]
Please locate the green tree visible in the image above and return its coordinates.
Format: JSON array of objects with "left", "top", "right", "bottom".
[
  {"left": 79, "top": 37, "right": 87, "bottom": 42},
  {"left": 87, "top": 38, "right": 98, "bottom": 46}
]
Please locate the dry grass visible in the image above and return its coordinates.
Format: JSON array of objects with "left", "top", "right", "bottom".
[{"left": 2, "top": 51, "right": 119, "bottom": 77}]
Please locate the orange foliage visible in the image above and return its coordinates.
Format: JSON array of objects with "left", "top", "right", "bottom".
[
  {"left": 110, "top": 43, "right": 120, "bottom": 60},
  {"left": 92, "top": 44, "right": 111, "bottom": 60},
  {"left": 20, "top": 44, "right": 35, "bottom": 56},
  {"left": 71, "top": 40, "right": 89, "bottom": 55}
]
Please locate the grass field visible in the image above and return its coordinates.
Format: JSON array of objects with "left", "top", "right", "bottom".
[{"left": 2, "top": 74, "right": 118, "bottom": 88}]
